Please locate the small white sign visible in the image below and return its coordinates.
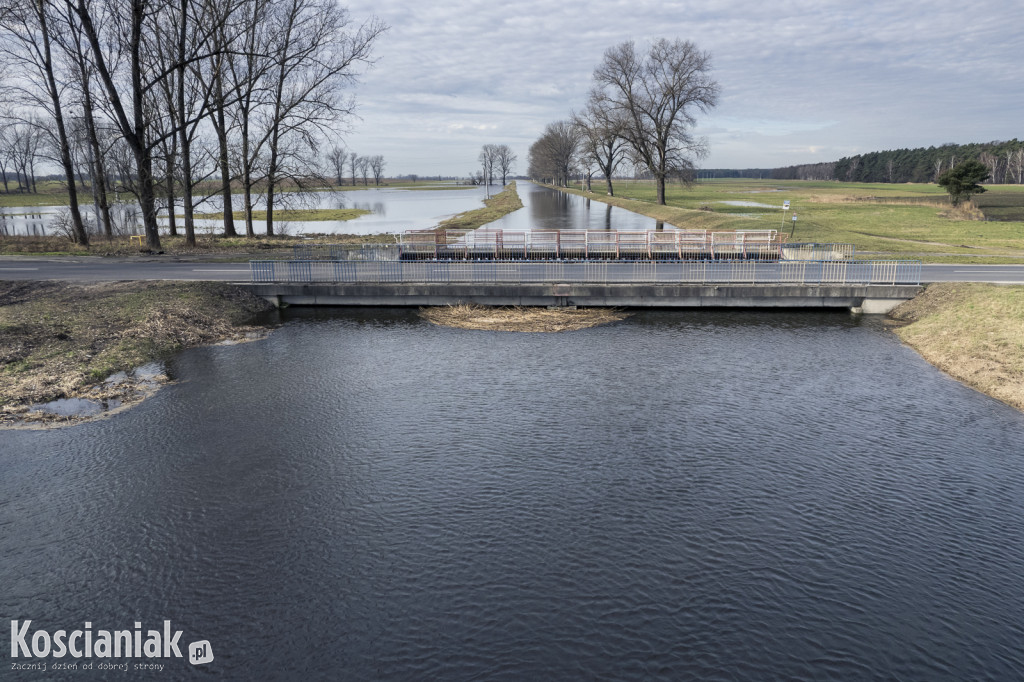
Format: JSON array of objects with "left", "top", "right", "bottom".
[
  {"left": 792, "top": 214, "right": 798, "bottom": 221},
  {"left": 783, "top": 200, "right": 790, "bottom": 210}
]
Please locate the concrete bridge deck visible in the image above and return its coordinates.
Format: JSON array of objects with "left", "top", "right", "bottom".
[{"left": 244, "top": 282, "right": 923, "bottom": 313}]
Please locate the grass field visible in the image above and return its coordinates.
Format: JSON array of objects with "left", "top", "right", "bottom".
[
  {"left": 890, "top": 283, "right": 1024, "bottom": 411},
  {"left": 558, "top": 178, "right": 1024, "bottom": 262}
]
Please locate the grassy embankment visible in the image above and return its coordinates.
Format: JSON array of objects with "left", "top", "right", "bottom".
[
  {"left": 553, "top": 178, "right": 1024, "bottom": 263},
  {"left": 889, "top": 283, "right": 1024, "bottom": 411},
  {"left": 0, "top": 281, "right": 273, "bottom": 424},
  {"left": 434, "top": 181, "right": 523, "bottom": 231}
]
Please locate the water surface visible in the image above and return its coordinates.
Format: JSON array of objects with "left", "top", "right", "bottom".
[
  {"left": 2, "top": 311, "right": 1024, "bottom": 680},
  {"left": 480, "top": 181, "right": 678, "bottom": 232}
]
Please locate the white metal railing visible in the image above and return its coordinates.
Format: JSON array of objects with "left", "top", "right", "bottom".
[{"left": 250, "top": 259, "right": 922, "bottom": 285}]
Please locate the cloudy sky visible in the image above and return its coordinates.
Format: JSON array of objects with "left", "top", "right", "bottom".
[{"left": 338, "top": 0, "right": 1024, "bottom": 177}]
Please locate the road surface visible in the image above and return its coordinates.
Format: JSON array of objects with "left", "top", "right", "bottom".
[{"left": 1, "top": 256, "right": 1024, "bottom": 284}]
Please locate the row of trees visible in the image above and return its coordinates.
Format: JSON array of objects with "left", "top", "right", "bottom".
[
  {"left": 325, "top": 146, "right": 386, "bottom": 186},
  {"left": 773, "top": 140, "right": 1024, "bottom": 184},
  {"left": 476, "top": 143, "right": 516, "bottom": 186},
  {"left": 529, "top": 38, "right": 719, "bottom": 205},
  {"left": 0, "top": 0, "right": 386, "bottom": 247},
  {"left": 0, "top": 120, "right": 47, "bottom": 193}
]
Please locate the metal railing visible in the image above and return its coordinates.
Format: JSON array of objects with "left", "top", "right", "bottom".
[
  {"left": 250, "top": 259, "right": 922, "bottom": 286},
  {"left": 291, "top": 240, "right": 856, "bottom": 263}
]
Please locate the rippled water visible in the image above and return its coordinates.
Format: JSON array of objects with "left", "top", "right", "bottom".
[{"left": 3, "top": 310, "right": 1024, "bottom": 680}]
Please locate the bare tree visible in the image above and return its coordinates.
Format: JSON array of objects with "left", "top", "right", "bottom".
[
  {"left": 478, "top": 143, "right": 497, "bottom": 186},
  {"left": 0, "top": 126, "right": 12, "bottom": 192},
  {"left": 1008, "top": 147, "right": 1024, "bottom": 185},
  {"left": 979, "top": 151, "right": 1001, "bottom": 185},
  {"left": 368, "top": 154, "right": 385, "bottom": 185},
  {"left": 528, "top": 120, "right": 578, "bottom": 187},
  {"left": 55, "top": 7, "right": 114, "bottom": 237},
  {"left": 347, "top": 151, "right": 358, "bottom": 185},
  {"left": 327, "top": 144, "right": 347, "bottom": 185},
  {"left": 356, "top": 154, "right": 369, "bottom": 185},
  {"left": 260, "top": 0, "right": 386, "bottom": 235},
  {"left": 493, "top": 143, "right": 516, "bottom": 186},
  {"left": 1, "top": 0, "right": 88, "bottom": 243},
  {"left": 572, "top": 100, "right": 626, "bottom": 196},
  {"left": 591, "top": 38, "right": 719, "bottom": 204}
]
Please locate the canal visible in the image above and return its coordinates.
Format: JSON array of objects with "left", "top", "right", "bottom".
[{"left": 2, "top": 309, "right": 1023, "bottom": 679}]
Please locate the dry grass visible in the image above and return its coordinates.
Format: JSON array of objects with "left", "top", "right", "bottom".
[
  {"left": 0, "top": 281, "right": 274, "bottom": 425},
  {"left": 420, "top": 303, "right": 630, "bottom": 332},
  {"left": 890, "top": 282, "right": 1024, "bottom": 410}
]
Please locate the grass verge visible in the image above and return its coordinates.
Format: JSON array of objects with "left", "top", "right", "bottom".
[
  {"left": 435, "top": 181, "right": 523, "bottom": 231},
  {"left": 0, "top": 281, "right": 275, "bottom": 425},
  {"left": 889, "top": 282, "right": 1024, "bottom": 411}
]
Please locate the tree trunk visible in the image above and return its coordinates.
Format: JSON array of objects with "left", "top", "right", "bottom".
[
  {"left": 212, "top": 67, "right": 237, "bottom": 237},
  {"left": 135, "top": 146, "right": 161, "bottom": 249},
  {"left": 174, "top": 0, "right": 197, "bottom": 246},
  {"left": 81, "top": 86, "right": 112, "bottom": 237},
  {"left": 39, "top": 5, "right": 88, "bottom": 244},
  {"left": 165, "top": 171, "right": 178, "bottom": 236}
]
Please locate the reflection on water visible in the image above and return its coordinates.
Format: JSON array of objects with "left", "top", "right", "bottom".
[
  {"left": 480, "top": 181, "right": 678, "bottom": 232},
  {"left": 0, "top": 187, "right": 488, "bottom": 237},
  {"left": 3, "top": 310, "right": 1024, "bottom": 679}
]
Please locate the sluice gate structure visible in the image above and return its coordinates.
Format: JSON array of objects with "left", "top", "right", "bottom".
[{"left": 249, "top": 229, "right": 922, "bottom": 313}]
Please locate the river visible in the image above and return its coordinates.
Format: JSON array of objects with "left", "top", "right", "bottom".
[{"left": 3, "top": 309, "right": 1024, "bottom": 679}]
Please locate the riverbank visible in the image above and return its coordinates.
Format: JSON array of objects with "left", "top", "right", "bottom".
[
  {"left": 889, "top": 282, "right": 1024, "bottom": 411},
  {"left": 0, "top": 281, "right": 275, "bottom": 427},
  {"left": 435, "top": 181, "right": 523, "bottom": 231}
]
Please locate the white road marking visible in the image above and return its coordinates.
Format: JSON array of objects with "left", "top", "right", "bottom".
[
  {"left": 191, "top": 268, "right": 249, "bottom": 272},
  {"left": 0, "top": 267, "right": 39, "bottom": 270}
]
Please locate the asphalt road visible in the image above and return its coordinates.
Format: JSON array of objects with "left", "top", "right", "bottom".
[{"left": 1, "top": 256, "right": 1024, "bottom": 284}]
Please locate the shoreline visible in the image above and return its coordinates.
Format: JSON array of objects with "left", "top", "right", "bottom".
[
  {"left": 0, "top": 281, "right": 276, "bottom": 428},
  {"left": 888, "top": 282, "right": 1024, "bottom": 412}
]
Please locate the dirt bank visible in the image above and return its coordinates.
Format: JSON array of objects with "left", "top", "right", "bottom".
[
  {"left": 889, "top": 282, "right": 1024, "bottom": 411},
  {"left": 0, "top": 281, "right": 275, "bottom": 427},
  {"left": 420, "top": 303, "right": 630, "bottom": 332}
]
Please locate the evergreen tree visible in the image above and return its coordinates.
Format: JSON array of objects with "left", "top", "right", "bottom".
[{"left": 937, "top": 160, "right": 989, "bottom": 206}]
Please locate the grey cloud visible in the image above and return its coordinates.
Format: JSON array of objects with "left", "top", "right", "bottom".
[{"left": 341, "top": 0, "right": 1024, "bottom": 174}]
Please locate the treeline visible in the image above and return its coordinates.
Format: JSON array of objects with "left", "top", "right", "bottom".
[
  {"left": 0, "top": 0, "right": 386, "bottom": 247},
  {"left": 770, "top": 140, "right": 1024, "bottom": 184}
]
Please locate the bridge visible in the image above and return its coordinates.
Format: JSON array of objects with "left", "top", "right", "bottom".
[{"left": 248, "top": 232, "right": 923, "bottom": 313}]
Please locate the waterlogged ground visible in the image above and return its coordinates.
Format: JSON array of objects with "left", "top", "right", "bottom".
[{"left": 2, "top": 309, "right": 1024, "bottom": 679}]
